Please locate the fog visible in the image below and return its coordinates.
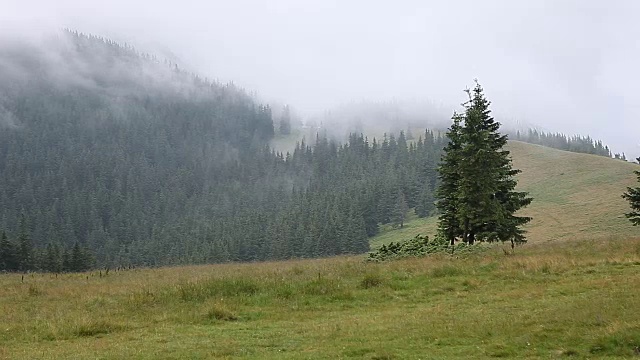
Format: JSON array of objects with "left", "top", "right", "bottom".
[{"left": 2, "top": 0, "right": 639, "bottom": 158}]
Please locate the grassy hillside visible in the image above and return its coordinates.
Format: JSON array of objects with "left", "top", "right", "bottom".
[
  {"left": 510, "top": 140, "right": 638, "bottom": 242},
  {"left": 372, "top": 140, "right": 639, "bottom": 247}
]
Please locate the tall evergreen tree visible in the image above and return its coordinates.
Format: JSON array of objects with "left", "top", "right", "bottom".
[
  {"left": 415, "top": 183, "right": 435, "bottom": 218},
  {"left": 436, "top": 114, "right": 464, "bottom": 245},
  {"left": 622, "top": 158, "right": 640, "bottom": 226},
  {"left": 437, "top": 82, "right": 532, "bottom": 246},
  {"left": 391, "top": 190, "right": 408, "bottom": 228}
]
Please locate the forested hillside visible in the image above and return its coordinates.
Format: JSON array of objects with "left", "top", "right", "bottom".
[{"left": 0, "top": 31, "right": 445, "bottom": 270}]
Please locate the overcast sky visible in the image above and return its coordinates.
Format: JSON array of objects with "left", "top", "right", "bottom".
[{"left": 2, "top": 0, "right": 639, "bottom": 158}]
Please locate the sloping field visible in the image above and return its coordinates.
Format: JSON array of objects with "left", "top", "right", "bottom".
[
  {"left": 510, "top": 141, "right": 638, "bottom": 242},
  {"left": 372, "top": 141, "right": 638, "bottom": 247}
]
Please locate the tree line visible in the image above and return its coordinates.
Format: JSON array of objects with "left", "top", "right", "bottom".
[
  {"left": 513, "top": 129, "right": 612, "bottom": 158},
  {"left": 0, "top": 216, "right": 93, "bottom": 273}
]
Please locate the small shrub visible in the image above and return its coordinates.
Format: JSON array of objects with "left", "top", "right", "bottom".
[{"left": 367, "top": 234, "right": 483, "bottom": 262}]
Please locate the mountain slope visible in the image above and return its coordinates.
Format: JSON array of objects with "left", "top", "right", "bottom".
[
  {"left": 510, "top": 140, "right": 638, "bottom": 242},
  {"left": 372, "top": 140, "right": 638, "bottom": 247}
]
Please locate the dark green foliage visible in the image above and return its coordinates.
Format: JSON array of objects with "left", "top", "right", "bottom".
[
  {"left": 17, "top": 215, "right": 33, "bottom": 272},
  {"left": 0, "top": 31, "right": 448, "bottom": 268},
  {"left": 391, "top": 191, "right": 408, "bottom": 228},
  {"left": 513, "top": 129, "right": 612, "bottom": 157},
  {"left": 367, "top": 234, "right": 475, "bottom": 262},
  {"left": 43, "top": 243, "right": 62, "bottom": 273},
  {"left": 0, "top": 221, "right": 92, "bottom": 272},
  {"left": 622, "top": 158, "right": 640, "bottom": 226},
  {"left": 436, "top": 114, "right": 464, "bottom": 245},
  {"left": 0, "top": 230, "right": 18, "bottom": 271},
  {"left": 415, "top": 183, "right": 435, "bottom": 218},
  {"left": 436, "top": 82, "right": 532, "bottom": 247}
]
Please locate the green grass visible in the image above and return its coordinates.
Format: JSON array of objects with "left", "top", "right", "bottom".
[
  {"left": 369, "top": 212, "right": 438, "bottom": 250},
  {"left": 2, "top": 141, "right": 640, "bottom": 359},
  {"left": 1, "top": 238, "right": 640, "bottom": 359},
  {"left": 509, "top": 141, "right": 638, "bottom": 242}
]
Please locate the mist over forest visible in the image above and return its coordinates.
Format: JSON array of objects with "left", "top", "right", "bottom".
[{"left": 2, "top": 0, "right": 638, "bottom": 159}]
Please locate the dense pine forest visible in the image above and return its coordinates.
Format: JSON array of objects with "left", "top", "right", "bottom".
[{"left": 0, "top": 31, "right": 446, "bottom": 270}]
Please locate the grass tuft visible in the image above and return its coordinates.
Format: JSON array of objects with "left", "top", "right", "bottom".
[
  {"left": 561, "top": 349, "right": 579, "bottom": 356},
  {"left": 27, "top": 283, "right": 43, "bottom": 296},
  {"left": 73, "top": 320, "right": 123, "bottom": 338},
  {"left": 360, "top": 273, "right": 384, "bottom": 289},
  {"left": 178, "top": 278, "right": 260, "bottom": 302},
  {"left": 206, "top": 305, "right": 238, "bottom": 322}
]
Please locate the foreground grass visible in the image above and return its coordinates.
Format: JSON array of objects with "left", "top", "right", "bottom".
[{"left": 1, "top": 237, "right": 640, "bottom": 359}]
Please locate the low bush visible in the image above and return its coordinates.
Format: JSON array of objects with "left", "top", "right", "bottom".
[{"left": 367, "top": 234, "right": 480, "bottom": 262}]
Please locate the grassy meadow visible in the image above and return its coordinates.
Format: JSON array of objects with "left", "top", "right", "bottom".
[
  {"left": 2, "top": 238, "right": 640, "bottom": 359},
  {"left": 1, "top": 142, "right": 640, "bottom": 359}
]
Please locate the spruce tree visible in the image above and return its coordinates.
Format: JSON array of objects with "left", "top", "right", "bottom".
[
  {"left": 391, "top": 190, "right": 408, "bottom": 228},
  {"left": 622, "top": 158, "right": 640, "bottom": 226},
  {"left": 415, "top": 183, "right": 435, "bottom": 218},
  {"left": 436, "top": 114, "right": 464, "bottom": 245},
  {"left": 436, "top": 82, "right": 532, "bottom": 246},
  {"left": 43, "top": 243, "right": 60, "bottom": 273}
]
